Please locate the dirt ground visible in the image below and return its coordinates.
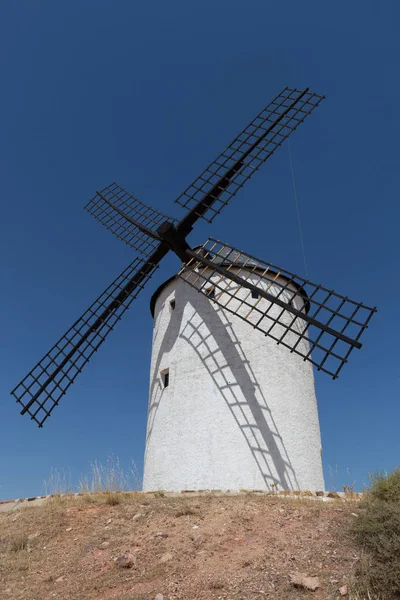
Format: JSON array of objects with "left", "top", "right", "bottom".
[{"left": 0, "top": 493, "right": 361, "bottom": 600}]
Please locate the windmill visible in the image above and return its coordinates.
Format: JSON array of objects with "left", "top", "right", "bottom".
[{"left": 11, "top": 87, "right": 376, "bottom": 492}]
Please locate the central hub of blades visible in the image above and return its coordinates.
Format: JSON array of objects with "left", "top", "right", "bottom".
[{"left": 157, "top": 221, "right": 191, "bottom": 263}]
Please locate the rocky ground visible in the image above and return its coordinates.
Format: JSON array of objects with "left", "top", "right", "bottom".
[{"left": 0, "top": 492, "right": 362, "bottom": 600}]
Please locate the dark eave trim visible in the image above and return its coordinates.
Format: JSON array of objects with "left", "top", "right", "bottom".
[{"left": 150, "top": 268, "right": 310, "bottom": 317}]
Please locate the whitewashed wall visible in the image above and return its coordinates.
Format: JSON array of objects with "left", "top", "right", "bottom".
[{"left": 143, "top": 269, "right": 325, "bottom": 492}]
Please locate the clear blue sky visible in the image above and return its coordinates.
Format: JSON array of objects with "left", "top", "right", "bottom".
[{"left": 1, "top": 1, "right": 399, "bottom": 500}]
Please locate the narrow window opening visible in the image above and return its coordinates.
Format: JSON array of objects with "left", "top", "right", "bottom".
[
  {"left": 169, "top": 298, "right": 176, "bottom": 311},
  {"left": 251, "top": 290, "right": 259, "bottom": 299},
  {"left": 160, "top": 369, "right": 169, "bottom": 388}
]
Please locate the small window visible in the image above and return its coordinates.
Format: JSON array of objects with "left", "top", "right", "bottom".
[
  {"left": 160, "top": 369, "right": 169, "bottom": 388},
  {"left": 205, "top": 286, "right": 215, "bottom": 299},
  {"left": 251, "top": 290, "right": 259, "bottom": 299},
  {"left": 169, "top": 298, "right": 176, "bottom": 311}
]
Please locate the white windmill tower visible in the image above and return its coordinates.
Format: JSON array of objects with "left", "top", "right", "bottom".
[
  {"left": 11, "top": 88, "right": 376, "bottom": 494},
  {"left": 143, "top": 247, "right": 324, "bottom": 492}
]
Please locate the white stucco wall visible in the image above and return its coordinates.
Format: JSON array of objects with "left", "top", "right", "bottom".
[{"left": 143, "top": 268, "right": 325, "bottom": 492}]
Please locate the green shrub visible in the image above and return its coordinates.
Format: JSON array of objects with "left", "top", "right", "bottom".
[
  {"left": 352, "top": 469, "right": 400, "bottom": 598},
  {"left": 368, "top": 470, "right": 400, "bottom": 504}
]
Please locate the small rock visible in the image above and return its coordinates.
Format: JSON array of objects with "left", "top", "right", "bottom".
[
  {"left": 106, "top": 518, "right": 112, "bottom": 524},
  {"left": 191, "top": 533, "right": 203, "bottom": 547},
  {"left": 65, "top": 527, "right": 73, "bottom": 532},
  {"left": 192, "top": 524, "right": 199, "bottom": 529},
  {"left": 132, "top": 513, "right": 143, "bottom": 521},
  {"left": 55, "top": 576, "right": 64, "bottom": 583},
  {"left": 154, "top": 532, "right": 168, "bottom": 538},
  {"left": 340, "top": 585, "right": 348, "bottom": 596},
  {"left": 115, "top": 553, "right": 136, "bottom": 568},
  {"left": 290, "top": 573, "right": 320, "bottom": 591},
  {"left": 351, "top": 513, "right": 358, "bottom": 517},
  {"left": 99, "top": 541, "right": 110, "bottom": 549},
  {"left": 160, "top": 552, "right": 173, "bottom": 563},
  {"left": 327, "top": 491, "right": 341, "bottom": 499},
  {"left": 316, "top": 491, "right": 325, "bottom": 496},
  {"left": 155, "top": 595, "right": 164, "bottom": 600},
  {"left": 28, "top": 532, "right": 41, "bottom": 542}
]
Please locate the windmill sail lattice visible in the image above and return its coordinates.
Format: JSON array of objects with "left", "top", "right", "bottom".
[
  {"left": 11, "top": 86, "right": 376, "bottom": 428},
  {"left": 86, "top": 182, "right": 176, "bottom": 256},
  {"left": 179, "top": 239, "right": 376, "bottom": 379},
  {"left": 11, "top": 257, "right": 158, "bottom": 426},
  {"left": 175, "top": 87, "right": 324, "bottom": 226}
]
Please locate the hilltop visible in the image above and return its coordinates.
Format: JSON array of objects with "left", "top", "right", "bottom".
[{"left": 0, "top": 492, "right": 361, "bottom": 600}]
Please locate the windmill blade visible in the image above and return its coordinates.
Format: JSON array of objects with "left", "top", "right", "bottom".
[
  {"left": 85, "top": 182, "right": 177, "bottom": 257},
  {"left": 179, "top": 239, "right": 376, "bottom": 379},
  {"left": 175, "top": 87, "right": 324, "bottom": 232},
  {"left": 11, "top": 256, "right": 159, "bottom": 427}
]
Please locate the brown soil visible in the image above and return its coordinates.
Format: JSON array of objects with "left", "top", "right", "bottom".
[{"left": 0, "top": 493, "right": 361, "bottom": 600}]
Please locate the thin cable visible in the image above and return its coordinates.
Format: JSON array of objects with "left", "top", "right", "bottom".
[{"left": 288, "top": 140, "right": 308, "bottom": 277}]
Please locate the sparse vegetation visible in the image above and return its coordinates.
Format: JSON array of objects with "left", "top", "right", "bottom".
[
  {"left": 78, "top": 456, "right": 141, "bottom": 493},
  {"left": 327, "top": 464, "right": 358, "bottom": 493},
  {"left": 103, "top": 490, "right": 123, "bottom": 505},
  {"left": 5, "top": 465, "right": 400, "bottom": 599},
  {"left": 351, "top": 468, "right": 400, "bottom": 599},
  {"left": 43, "top": 466, "right": 73, "bottom": 495},
  {"left": 0, "top": 493, "right": 361, "bottom": 599},
  {"left": 153, "top": 490, "right": 165, "bottom": 498},
  {"left": 8, "top": 531, "right": 28, "bottom": 552},
  {"left": 42, "top": 456, "right": 141, "bottom": 496},
  {"left": 174, "top": 504, "right": 197, "bottom": 517}
]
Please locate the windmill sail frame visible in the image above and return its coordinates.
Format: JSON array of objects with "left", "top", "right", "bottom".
[
  {"left": 11, "top": 86, "right": 376, "bottom": 426},
  {"left": 11, "top": 257, "right": 159, "bottom": 426},
  {"left": 179, "top": 239, "right": 376, "bottom": 379}
]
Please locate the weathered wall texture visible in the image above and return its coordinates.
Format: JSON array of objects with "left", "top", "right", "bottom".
[{"left": 143, "top": 269, "right": 325, "bottom": 492}]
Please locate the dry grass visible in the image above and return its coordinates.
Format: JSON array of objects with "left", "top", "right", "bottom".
[
  {"left": 78, "top": 456, "right": 141, "bottom": 493},
  {"left": 42, "top": 456, "right": 142, "bottom": 497},
  {"left": 8, "top": 531, "right": 29, "bottom": 552},
  {"left": 173, "top": 503, "right": 198, "bottom": 517},
  {"left": 348, "top": 592, "right": 381, "bottom": 599}
]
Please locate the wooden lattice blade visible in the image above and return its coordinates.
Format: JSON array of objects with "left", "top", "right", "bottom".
[
  {"left": 11, "top": 257, "right": 159, "bottom": 427},
  {"left": 85, "top": 182, "right": 177, "bottom": 257},
  {"left": 179, "top": 239, "right": 376, "bottom": 379},
  {"left": 175, "top": 87, "right": 324, "bottom": 233}
]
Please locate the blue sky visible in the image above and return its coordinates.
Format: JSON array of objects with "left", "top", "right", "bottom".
[{"left": 1, "top": 1, "right": 399, "bottom": 499}]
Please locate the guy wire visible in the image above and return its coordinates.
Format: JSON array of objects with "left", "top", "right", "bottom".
[{"left": 288, "top": 139, "right": 308, "bottom": 277}]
